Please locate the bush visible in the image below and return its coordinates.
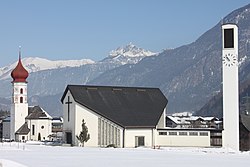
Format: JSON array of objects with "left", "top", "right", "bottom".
[{"left": 106, "top": 144, "right": 116, "bottom": 148}]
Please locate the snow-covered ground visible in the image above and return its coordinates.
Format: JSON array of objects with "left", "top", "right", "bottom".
[{"left": 0, "top": 142, "right": 250, "bottom": 167}]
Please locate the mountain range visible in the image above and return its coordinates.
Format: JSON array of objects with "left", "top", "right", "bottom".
[
  {"left": 0, "top": 4, "right": 250, "bottom": 117},
  {"left": 89, "top": 4, "right": 250, "bottom": 115},
  {"left": 0, "top": 43, "right": 156, "bottom": 115}
]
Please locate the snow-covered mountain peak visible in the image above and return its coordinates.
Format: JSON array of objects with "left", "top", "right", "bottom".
[
  {"left": 109, "top": 43, "right": 156, "bottom": 58},
  {"left": 0, "top": 57, "right": 95, "bottom": 80},
  {"left": 21, "top": 57, "right": 95, "bottom": 72}
]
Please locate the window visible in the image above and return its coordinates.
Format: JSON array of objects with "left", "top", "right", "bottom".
[
  {"left": 98, "top": 118, "right": 101, "bottom": 145},
  {"left": 32, "top": 125, "right": 35, "bottom": 135},
  {"left": 224, "top": 28, "right": 234, "bottom": 48},
  {"left": 199, "top": 132, "right": 208, "bottom": 136},
  {"left": 111, "top": 126, "right": 114, "bottom": 145},
  {"left": 189, "top": 132, "right": 198, "bottom": 136},
  {"left": 20, "top": 97, "right": 23, "bottom": 103},
  {"left": 117, "top": 129, "right": 120, "bottom": 147},
  {"left": 159, "top": 132, "right": 168, "bottom": 135},
  {"left": 41, "top": 126, "right": 44, "bottom": 129},
  {"left": 114, "top": 127, "right": 117, "bottom": 146},
  {"left": 101, "top": 120, "right": 104, "bottom": 146},
  {"left": 179, "top": 132, "right": 188, "bottom": 136},
  {"left": 104, "top": 122, "right": 107, "bottom": 145},
  {"left": 20, "top": 88, "right": 23, "bottom": 94},
  {"left": 98, "top": 118, "right": 120, "bottom": 147},
  {"left": 169, "top": 132, "right": 177, "bottom": 136},
  {"left": 22, "top": 136, "right": 25, "bottom": 140}
]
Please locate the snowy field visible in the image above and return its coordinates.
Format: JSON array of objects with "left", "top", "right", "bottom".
[{"left": 0, "top": 142, "right": 250, "bottom": 167}]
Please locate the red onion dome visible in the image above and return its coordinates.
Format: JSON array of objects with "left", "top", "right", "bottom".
[{"left": 11, "top": 56, "right": 29, "bottom": 83}]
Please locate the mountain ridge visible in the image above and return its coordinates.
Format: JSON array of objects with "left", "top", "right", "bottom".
[
  {"left": 0, "top": 57, "right": 95, "bottom": 80},
  {"left": 0, "top": 43, "right": 157, "bottom": 82}
]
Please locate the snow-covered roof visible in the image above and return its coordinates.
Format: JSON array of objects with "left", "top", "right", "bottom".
[
  {"left": 52, "top": 117, "right": 63, "bottom": 123},
  {"left": 203, "top": 117, "right": 218, "bottom": 121},
  {"left": 167, "top": 116, "right": 190, "bottom": 125},
  {"left": 167, "top": 115, "right": 220, "bottom": 126}
]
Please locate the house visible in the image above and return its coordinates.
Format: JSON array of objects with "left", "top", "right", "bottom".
[
  {"left": 61, "top": 85, "right": 168, "bottom": 147},
  {"left": 50, "top": 117, "right": 64, "bottom": 141},
  {"left": 2, "top": 116, "right": 11, "bottom": 141},
  {"left": 165, "top": 115, "right": 222, "bottom": 147},
  {"left": 166, "top": 115, "right": 221, "bottom": 129}
]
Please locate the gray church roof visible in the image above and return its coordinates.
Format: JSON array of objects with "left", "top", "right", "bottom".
[
  {"left": 15, "top": 122, "right": 30, "bottom": 135},
  {"left": 26, "top": 106, "right": 52, "bottom": 120},
  {"left": 61, "top": 85, "right": 168, "bottom": 128}
]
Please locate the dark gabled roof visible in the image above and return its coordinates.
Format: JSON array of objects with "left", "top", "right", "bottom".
[
  {"left": 16, "top": 122, "right": 30, "bottom": 135},
  {"left": 61, "top": 85, "right": 168, "bottom": 128},
  {"left": 26, "top": 106, "right": 52, "bottom": 120},
  {"left": 240, "top": 112, "right": 250, "bottom": 131}
]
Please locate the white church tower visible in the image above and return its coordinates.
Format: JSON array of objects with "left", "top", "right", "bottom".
[
  {"left": 222, "top": 24, "right": 239, "bottom": 151},
  {"left": 10, "top": 48, "right": 29, "bottom": 140}
]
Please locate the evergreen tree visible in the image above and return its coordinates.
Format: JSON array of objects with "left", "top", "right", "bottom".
[{"left": 76, "top": 119, "right": 90, "bottom": 147}]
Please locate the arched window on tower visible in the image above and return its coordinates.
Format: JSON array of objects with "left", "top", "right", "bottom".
[
  {"left": 20, "top": 88, "right": 23, "bottom": 94},
  {"left": 20, "top": 97, "right": 23, "bottom": 103}
]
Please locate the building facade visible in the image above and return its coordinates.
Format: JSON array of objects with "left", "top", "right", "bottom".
[
  {"left": 61, "top": 85, "right": 167, "bottom": 147},
  {"left": 7, "top": 51, "right": 53, "bottom": 142},
  {"left": 61, "top": 85, "right": 214, "bottom": 148}
]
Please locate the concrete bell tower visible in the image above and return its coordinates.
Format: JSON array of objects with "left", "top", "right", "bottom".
[
  {"left": 10, "top": 47, "right": 29, "bottom": 140},
  {"left": 222, "top": 24, "right": 239, "bottom": 151}
]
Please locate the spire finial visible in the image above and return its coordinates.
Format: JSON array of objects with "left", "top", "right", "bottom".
[{"left": 19, "top": 46, "right": 21, "bottom": 60}]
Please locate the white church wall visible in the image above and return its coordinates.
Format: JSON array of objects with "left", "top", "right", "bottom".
[
  {"left": 62, "top": 92, "right": 76, "bottom": 144},
  {"left": 10, "top": 104, "right": 28, "bottom": 140},
  {"left": 74, "top": 103, "right": 99, "bottom": 147},
  {"left": 124, "top": 128, "right": 153, "bottom": 148},
  {"left": 156, "top": 130, "right": 210, "bottom": 147},
  {"left": 157, "top": 108, "right": 166, "bottom": 129},
  {"left": 16, "top": 134, "right": 29, "bottom": 141},
  {"left": 119, "top": 129, "right": 124, "bottom": 148},
  {"left": 28, "top": 119, "right": 52, "bottom": 141},
  {"left": 62, "top": 91, "right": 123, "bottom": 147}
]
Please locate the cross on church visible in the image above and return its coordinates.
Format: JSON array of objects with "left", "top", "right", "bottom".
[{"left": 65, "top": 96, "right": 72, "bottom": 122}]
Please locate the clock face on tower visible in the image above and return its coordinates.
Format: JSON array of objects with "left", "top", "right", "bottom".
[{"left": 222, "top": 53, "right": 237, "bottom": 67}]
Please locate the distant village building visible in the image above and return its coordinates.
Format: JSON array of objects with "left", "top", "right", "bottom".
[
  {"left": 2, "top": 116, "right": 10, "bottom": 140},
  {"left": 51, "top": 117, "right": 64, "bottom": 141},
  {"left": 165, "top": 115, "right": 222, "bottom": 147}
]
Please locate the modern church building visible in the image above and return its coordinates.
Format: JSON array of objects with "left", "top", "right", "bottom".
[{"left": 61, "top": 85, "right": 212, "bottom": 148}]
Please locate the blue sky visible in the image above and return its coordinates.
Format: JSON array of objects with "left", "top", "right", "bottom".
[{"left": 0, "top": 0, "right": 249, "bottom": 66}]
